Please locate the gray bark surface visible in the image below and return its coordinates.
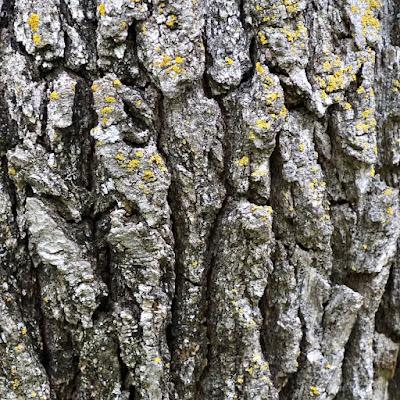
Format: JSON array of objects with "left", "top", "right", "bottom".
[{"left": 0, "top": 0, "right": 400, "bottom": 399}]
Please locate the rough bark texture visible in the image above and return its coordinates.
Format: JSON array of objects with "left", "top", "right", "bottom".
[{"left": 1, "top": 0, "right": 400, "bottom": 399}]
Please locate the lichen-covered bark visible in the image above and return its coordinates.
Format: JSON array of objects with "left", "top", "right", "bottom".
[{"left": 1, "top": 0, "right": 400, "bottom": 399}]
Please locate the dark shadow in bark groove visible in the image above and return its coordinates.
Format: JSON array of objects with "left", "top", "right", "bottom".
[
  {"left": 388, "top": 354, "right": 400, "bottom": 400},
  {"left": 0, "top": 88, "right": 19, "bottom": 153},
  {"left": 194, "top": 194, "right": 230, "bottom": 400},
  {"left": 194, "top": 90, "right": 235, "bottom": 399},
  {"left": 375, "top": 260, "right": 400, "bottom": 343},
  {"left": 0, "top": 0, "right": 15, "bottom": 29}
]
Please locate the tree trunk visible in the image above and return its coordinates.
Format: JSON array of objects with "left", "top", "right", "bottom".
[{"left": 1, "top": 0, "right": 400, "bottom": 399}]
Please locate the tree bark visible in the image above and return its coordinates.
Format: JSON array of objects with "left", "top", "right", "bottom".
[{"left": 0, "top": 0, "right": 400, "bottom": 399}]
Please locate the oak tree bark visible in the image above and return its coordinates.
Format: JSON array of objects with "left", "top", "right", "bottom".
[{"left": 0, "top": 0, "right": 400, "bottom": 399}]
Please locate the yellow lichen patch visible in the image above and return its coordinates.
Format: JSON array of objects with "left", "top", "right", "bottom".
[
  {"left": 28, "top": 13, "right": 40, "bottom": 32},
  {"left": 258, "top": 31, "right": 268, "bottom": 45},
  {"left": 142, "top": 169, "right": 155, "bottom": 181},
  {"left": 253, "top": 354, "right": 261, "bottom": 362},
  {"left": 281, "top": 22, "right": 307, "bottom": 42},
  {"left": 386, "top": 206, "right": 394, "bottom": 217},
  {"left": 115, "top": 152, "right": 126, "bottom": 161},
  {"left": 140, "top": 23, "right": 148, "bottom": 34},
  {"left": 357, "top": 86, "right": 366, "bottom": 95},
  {"left": 310, "top": 386, "right": 320, "bottom": 396},
  {"left": 248, "top": 131, "right": 256, "bottom": 140},
  {"left": 15, "top": 343, "right": 24, "bottom": 353},
  {"left": 245, "top": 366, "right": 254, "bottom": 376},
  {"left": 98, "top": 3, "right": 106, "bottom": 17},
  {"left": 322, "top": 60, "right": 332, "bottom": 72},
  {"left": 326, "top": 70, "right": 345, "bottom": 93},
  {"left": 317, "top": 60, "right": 353, "bottom": 95},
  {"left": 256, "top": 119, "right": 271, "bottom": 130},
  {"left": 105, "top": 96, "right": 116, "bottom": 103},
  {"left": 49, "top": 91, "right": 60, "bottom": 101},
  {"left": 100, "top": 106, "right": 114, "bottom": 115},
  {"left": 237, "top": 156, "right": 250, "bottom": 167},
  {"left": 284, "top": 0, "right": 299, "bottom": 13},
  {"left": 279, "top": 106, "right": 288, "bottom": 118},
  {"left": 138, "top": 183, "right": 150, "bottom": 194},
  {"left": 320, "top": 90, "right": 328, "bottom": 100},
  {"left": 21, "top": 326, "right": 27, "bottom": 335},
  {"left": 102, "top": 117, "right": 109, "bottom": 126},
  {"left": 298, "top": 143, "right": 305, "bottom": 152},
  {"left": 251, "top": 168, "right": 267, "bottom": 177},
  {"left": 356, "top": 122, "right": 369, "bottom": 132},
  {"left": 33, "top": 33, "right": 41, "bottom": 46},
  {"left": 225, "top": 57, "right": 234, "bottom": 65},
  {"left": 113, "top": 79, "right": 122, "bottom": 87},
  {"left": 351, "top": 5, "right": 361, "bottom": 14},
  {"left": 370, "top": 166, "right": 375, "bottom": 177},
  {"left": 166, "top": 14, "right": 177, "bottom": 28},
  {"left": 334, "top": 57, "right": 344, "bottom": 68},
  {"left": 266, "top": 92, "right": 280, "bottom": 105},
  {"left": 392, "top": 79, "right": 400, "bottom": 93},
  {"left": 153, "top": 357, "right": 162, "bottom": 363},
  {"left": 135, "top": 100, "right": 142, "bottom": 108},
  {"left": 135, "top": 150, "right": 144, "bottom": 158},
  {"left": 383, "top": 188, "right": 393, "bottom": 196},
  {"left": 158, "top": 54, "right": 173, "bottom": 68},
  {"left": 316, "top": 76, "right": 326, "bottom": 89},
  {"left": 309, "top": 178, "right": 318, "bottom": 189},
  {"left": 120, "top": 21, "right": 128, "bottom": 31},
  {"left": 8, "top": 167, "right": 16, "bottom": 176},
  {"left": 126, "top": 159, "right": 140, "bottom": 171},
  {"left": 236, "top": 375, "right": 244, "bottom": 385},
  {"left": 361, "top": 108, "right": 374, "bottom": 118},
  {"left": 160, "top": 166, "right": 169, "bottom": 175},
  {"left": 361, "top": 9, "right": 380, "bottom": 34},
  {"left": 166, "top": 64, "right": 183, "bottom": 74},
  {"left": 12, "top": 378, "right": 21, "bottom": 390},
  {"left": 356, "top": 118, "right": 376, "bottom": 133},
  {"left": 342, "top": 102, "right": 352, "bottom": 110},
  {"left": 366, "top": 0, "right": 382, "bottom": 9},
  {"left": 256, "top": 62, "right": 265, "bottom": 75},
  {"left": 251, "top": 205, "right": 263, "bottom": 213},
  {"left": 175, "top": 56, "right": 185, "bottom": 64},
  {"left": 260, "top": 361, "right": 270, "bottom": 371},
  {"left": 91, "top": 83, "right": 99, "bottom": 92},
  {"left": 150, "top": 153, "right": 164, "bottom": 165}
]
